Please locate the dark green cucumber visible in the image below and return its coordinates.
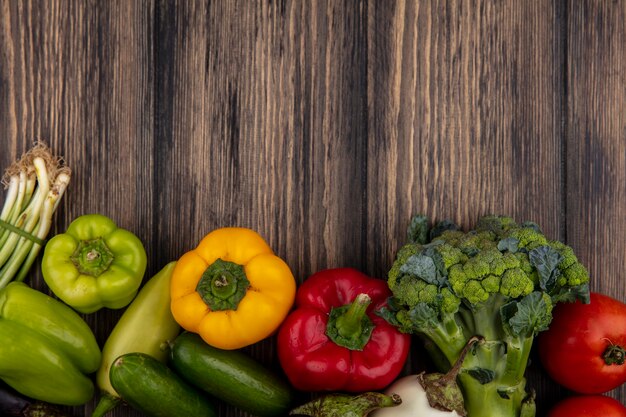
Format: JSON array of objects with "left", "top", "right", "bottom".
[
  {"left": 170, "top": 332, "right": 295, "bottom": 417},
  {"left": 109, "top": 352, "right": 217, "bottom": 417}
]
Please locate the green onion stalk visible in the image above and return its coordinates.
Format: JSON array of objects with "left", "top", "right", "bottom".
[{"left": 0, "top": 143, "right": 71, "bottom": 288}]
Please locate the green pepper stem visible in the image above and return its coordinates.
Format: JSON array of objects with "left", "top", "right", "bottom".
[
  {"left": 70, "top": 237, "right": 115, "bottom": 277},
  {"left": 91, "top": 393, "right": 121, "bottom": 417},
  {"left": 326, "top": 293, "right": 375, "bottom": 351}
]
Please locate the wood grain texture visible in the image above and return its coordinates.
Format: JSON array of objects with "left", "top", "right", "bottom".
[
  {"left": 0, "top": 0, "right": 625, "bottom": 416},
  {"left": 154, "top": 0, "right": 369, "bottom": 280},
  {"left": 567, "top": 0, "right": 626, "bottom": 404},
  {"left": 365, "top": 0, "right": 565, "bottom": 284}
]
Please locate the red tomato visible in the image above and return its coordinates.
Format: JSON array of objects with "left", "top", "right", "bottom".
[
  {"left": 547, "top": 395, "right": 626, "bottom": 417},
  {"left": 538, "top": 292, "right": 626, "bottom": 394}
]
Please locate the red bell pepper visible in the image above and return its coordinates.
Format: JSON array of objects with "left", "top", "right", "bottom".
[{"left": 277, "top": 268, "right": 411, "bottom": 392}]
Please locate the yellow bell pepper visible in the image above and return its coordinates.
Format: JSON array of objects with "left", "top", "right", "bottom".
[{"left": 170, "top": 227, "right": 296, "bottom": 350}]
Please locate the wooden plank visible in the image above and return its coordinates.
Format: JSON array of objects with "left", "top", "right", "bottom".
[
  {"left": 154, "top": 0, "right": 369, "bottom": 277},
  {"left": 0, "top": 1, "right": 153, "bottom": 416},
  {"left": 567, "top": 0, "right": 626, "bottom": 404},
  {"left": 366, "top": 0, "right": 566, "bottom": 271},
  {"left": 365, "top": 0, "right": 567, "bottom": 414}
]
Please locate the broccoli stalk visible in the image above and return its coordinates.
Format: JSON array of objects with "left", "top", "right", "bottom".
[{"left": 379, "top": 215, "right": 590, "bottom": 417}]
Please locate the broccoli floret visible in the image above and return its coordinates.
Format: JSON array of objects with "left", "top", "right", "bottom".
[
  {"left": 380, "top": 215, "right": 590, "bottom": 417},
  {"left": 436, "top": 243, "right": 468, "bottom": 269},
  {"left": 560, "top": 262, "right": 589, "bottom": 287},
  {"left": 388, "top": 243, "right": 421, "bottom": 290},
  {"left": 440, "top": 287, "right": 461, "bottom": 314},
  {"left": 392, "top": 276, "right": 439, "bottom": 306},
  {"left": 500, "top": 268, "right": 535, "bottom": 298},
  {"left": 548, "top": 240, "right": 590, "bottom": 287},
  {"left": 447, "top": 248, "right": 534, "bottom": 306},
  {"left": 462, "top": 280, "right": 490, "bottom": 304},
  {"left": 506, "top": 227, "right": 548, "bottom": 250},
  {"left": 550, "top": 240, "right": 577, "bottom": 269},
  {"left": 481, "top": 274, "right": 501, "bottom": 293},
  {"left": 439, "top": 230, "right": 498, "bottom": 256}
]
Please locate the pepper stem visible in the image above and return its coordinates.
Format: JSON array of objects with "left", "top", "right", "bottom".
[
  {"left": 70, "top": 237, "right": 114, "bottom": 277},
  {"left": 603, "top": 343, "right": 626, "bottom": 365},
  {"left": 211, "top": 271, "right": 238, "bottom": 299},
  {"left": 91, "top": 393, "right": 121, "bottom": 417},
  {"left": 196, "top": 258, "right": 250, "bottom": 311},
  {"left": 326, "top": 293, "right": 375, "bottom": 351},
  {"left": 337, "top": 294, "right": 372, "bottom": 338}
]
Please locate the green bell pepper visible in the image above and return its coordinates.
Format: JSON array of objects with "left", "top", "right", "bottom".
[
  {"left": 0, "top": 282, "right": 102, "bottom": 405},
  {"left": 41, "top": 214, "right": 147, "bottom": 313}
]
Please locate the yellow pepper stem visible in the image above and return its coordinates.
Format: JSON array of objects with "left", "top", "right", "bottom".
[{"left": 196, "top": 258, "right": 250, "bottom": 311}]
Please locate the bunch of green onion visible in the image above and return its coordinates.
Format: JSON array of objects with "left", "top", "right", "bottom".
[{"left": 0, "top": 143, "right": 71, "bottom": 288}]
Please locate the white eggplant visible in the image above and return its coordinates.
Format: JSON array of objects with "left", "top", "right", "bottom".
[
  {"left": 371, "top": 375, "right": 462, "bottom": 417},
  {"left": 372, "top": 336, "right": 484, "bottom": 417}
]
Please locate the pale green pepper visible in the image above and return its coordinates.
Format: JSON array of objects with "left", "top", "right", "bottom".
[
  {"left": 41, "top": 214, "right": 147, "bottom": 313},
  {"left": 91, "top": 262, "right": 181, "bottom": 417}
]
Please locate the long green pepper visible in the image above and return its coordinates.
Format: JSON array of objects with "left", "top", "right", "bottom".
[{"left": 0, "top": 282, "right": 101, "bottom": 406}]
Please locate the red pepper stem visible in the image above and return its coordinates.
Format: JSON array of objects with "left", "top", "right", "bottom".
[
  {"left": 326, "top": 293, "right": 375, "bottom": 351},
  {"left": 336, "top": 293, "right": 372, "bottom": 338}
]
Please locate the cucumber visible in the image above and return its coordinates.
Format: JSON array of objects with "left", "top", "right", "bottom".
[
  {"left": 109, "top": 352, "right": 217, "bottom": 417},
  {"left": 170, "top": 332, "right": 295, "bottom": 417}
]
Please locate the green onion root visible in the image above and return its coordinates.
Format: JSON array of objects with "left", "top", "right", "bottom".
[{"left": 0, "top": 143, "right": 71, "bottom": 288}]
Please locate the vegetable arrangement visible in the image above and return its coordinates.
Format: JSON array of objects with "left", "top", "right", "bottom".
[
  {"left": 0, "top": 145, "right": 625, "bottom": 417},
  {"left": 377, "top": 215, "right": 591, "bottom": 417}
]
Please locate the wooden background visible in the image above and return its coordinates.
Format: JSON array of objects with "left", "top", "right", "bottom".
[{"left": 1, "top": 0, "right": 624, "bottom": 416}]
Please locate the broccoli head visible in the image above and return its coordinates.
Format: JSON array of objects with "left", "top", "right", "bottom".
[{"left": 379, "top": 214, "right": 590, "bottom": 417}]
